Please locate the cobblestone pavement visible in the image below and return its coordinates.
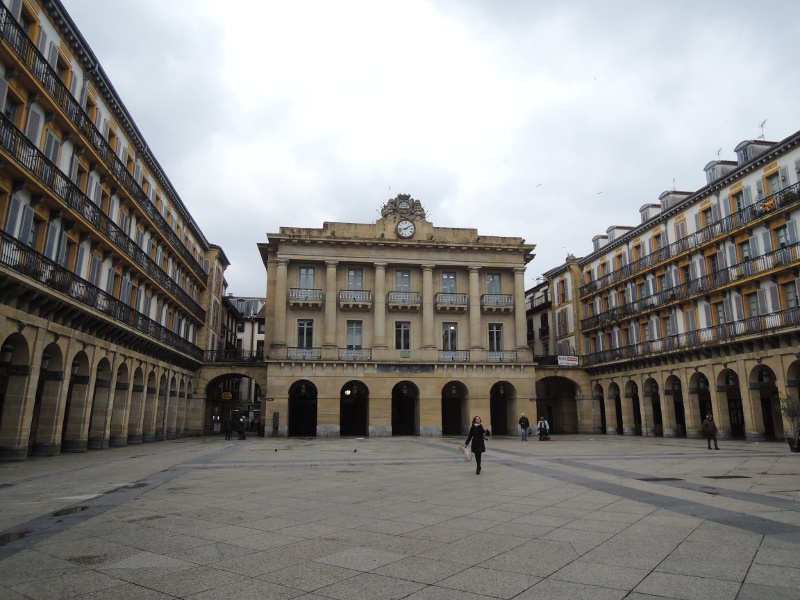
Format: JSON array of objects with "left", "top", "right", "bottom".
[{"left": 1, "top": 435, "right": 799, "bottom": 599}]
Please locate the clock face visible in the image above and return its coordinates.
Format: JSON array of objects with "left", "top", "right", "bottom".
[{"left": 396, "top": 219, "right": 415, "bottom": 238}]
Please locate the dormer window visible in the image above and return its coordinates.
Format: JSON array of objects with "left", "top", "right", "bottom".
[{"left": 736, "top": 146, "right": 753, "bottom": 164}]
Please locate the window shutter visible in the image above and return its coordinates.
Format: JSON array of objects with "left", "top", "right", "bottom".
[
  {"left": 93, "top": 180, "right": 102, "bottom": 205},
  {"left": 43, "top": 131, "right": 60, "bottom": 163},
  {"left": 57, "top": 233, "right": 68, "bottom": 266},
  {"left": 756, "top": 179, "right": 764, "bottom": 200},
  {"left": 762, "top": 231, "right": 773, "bottom": 255},
  {"left": 711, "top": 203, "right": 720, "bottom": 222},
  {"left": 689, "top": 261, "right": 697, "bottom": 280},
  {"left": 796, "top": 278, "right": 800, "bottom": 304},
  {"left": 727, "top": 245, "right": 737, "bottom": 266},
  {"left": 106, "top": 269, "right": 115, "bottom": 294},
  {"left": 743, "top": 186, "right": 753, "bottom": 206},
  {"left": 723, "top": 297, "right": 732, "bottom": 323},
  {"left": 89, "top": 256, "right": 101, "bottom": 285},
  {"left": 716, "top": 250, "right": 726, "bottom": 269},
  {"left": 787, "top": 220, "right": 798, "bottom": 245},
  {"left": 621, "top": 251, "right": 628, "bottom": 267},
  {"left": 5, "top": 195, "right": 21, "bottom": 234},
  {"left": 685, "top": 309, "right": 697, "bottom": 331},
  {"left": 757, "top": 289, "right": 767, "bottom": 316},
  {"left": 768, "top": 285, "right": 780, "bottom": 312},
  {"left": 20, "top": 204, "right": 34, "bottom": 246},
  {"left": 133, "top": 163, "right": 142, "bottom": 184},
  {"left": 665, "top": 270, "right": 673, "bottom": 289},
  {"left": 749, "top": 236, "right": 759, "bottom": 257},
  {"left": 652, "top": 316, "right": 660, "bottom": 339},
  {"left": 0, "top": 77, "right": 8, "bottom": 116},
  {"left": 734, "top": 294, "right": 744, "bottom": 320},
  {"left": 694, "top": 213, "right": 702, "bottom": 233},
  {"left": 704, "top": 303, "right": 712, "bottom": 328},
  {"left": 44, "top": 222, "right": 58, "bottom": 258},
  {"left": 25, "top": 107, "right": 43, "bottom": 143},
  {"left": 722, "top": 197, "right": 730, "bottom": 217},
  {"left": 75, "top": 245, "right": 85, "bottom": 277},
  {"left": 697, "top": 258, "right": 707, "bottom": 277},
  {"left": 37, "top": 30, "right": 48, "bottom": 54},
  {"left": 780, "top": 166, "right": 789, "bottom": 190},
  {"left": 68, "top": 153, "right": 79, "bottom": 183},
  {"left": 69, "top": 75, "right": 77, "bottom": 97},
  {"left": 8, "top": 0, "right": 22, "bottom": 20},
  {"left": 102, "top": 119, "right": 110, "bottom": 140},
  {"left": 47, "top": 42, "right": 58, "bottom": 68}
]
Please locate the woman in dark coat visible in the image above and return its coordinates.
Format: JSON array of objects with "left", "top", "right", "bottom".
[{"left": 465, "top": 415, "right": 490, "bottom": 474}]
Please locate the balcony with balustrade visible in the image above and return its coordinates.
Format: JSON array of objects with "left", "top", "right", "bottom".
[
  {"left": 289, "top": 288, "right": 323, "bottom": 309},
  {"left": 435, "top": 292, "right": 467, "bottom": 312},
  {"left": 339, "top": 347, "right": 372, "bottom": 361},
  {"left": 579, "top": 181, "right": 800, "bottom": 299},
  {"left": 338, "top": 290, "right": 372, "bottom": 311},
  {"left": 481, "top": 294, "right": 513, "bottom": 313},
  {"left": 439, "top": 350, "right": 470, "bottom": 362},
  {"left": 387, "top": 291, "right": 420, "bottom": 312},
  {"left": 487, "top": 351, "right": 517, "bottom": 362}
]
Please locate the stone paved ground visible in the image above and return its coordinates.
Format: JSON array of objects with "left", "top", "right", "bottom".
[{"left": 1, "top": 434, "right": 799, "bottom": 599}]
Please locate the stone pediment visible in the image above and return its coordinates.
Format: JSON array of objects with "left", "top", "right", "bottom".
[{"left": 380, "top": 194, "right": 427, "bottom": 221}]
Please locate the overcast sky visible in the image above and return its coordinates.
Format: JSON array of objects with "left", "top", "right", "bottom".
[{"left": 63, "top": 0, "right": 800, "bottom": 297}]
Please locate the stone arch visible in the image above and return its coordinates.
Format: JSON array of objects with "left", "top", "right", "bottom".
[
  {"left": 716, "top": 368, "right": 744, "bottom": 439},
  {"left": 127, "top": 365, "right": 146, "bottom": 444},
  {"left": 748, "top": 363, "right": 780, "bottom": 440},
  {"left": 687, "top": 370, "right": 711, "bottom": 438},
  {"left": 442, "top": 380, "right": 469, "bottom": 436},
  {"left": 62, "top": 351, "right": 91, "bottom": 452},
  {"left": 642, "top": 377, "right": 662, "bottom": 436},
  {"left": 606, "top": 382, "right": 622, "bottom": 435},
  {"left": 28, "top": 341, "right": 66, "bottom": 456},
  {"left": 391, "top": 380, "right": 419, "bottom": 436},
  {"left": 88, "top": 357, "right": 113, "bottom": 449},
  {"left": 592, "top": 382, "right": 606, "bottom": 434},
  {"left": 109, "top": 361, "right": 130, "bottom": 447},
  {"left": 142, "top": 368, "right": 158, "bottom": 442},
  {"left": 340, "top": 380, "right": 368, "bottom": 437},
  {"left": 536, "top": 376, "right": 579, "bottom": 434},
  {"left": 288, "top": 379, "right": 317, "bottom": 437},
  {"left": 489, "top": 381, "right": 516, "bottom": 436},
  {"left": 664, "top": 374, "right": 686, "bottom": 438}
]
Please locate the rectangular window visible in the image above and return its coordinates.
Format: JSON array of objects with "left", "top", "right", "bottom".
[
  {"left": 487, "top": 273, "right": 501, "bottom": 294},
  {"left": 299, "top": 266, "right": 315, "bottom": 288},
  {"left": 346, "top": 320, "right": 363, "bottom": 349},
  {"left": 258, "top": 321, "right": 265, "bottom": 334},
  {"left": 663, "top": 316, "right": 671, "bottom": 337},
  {"left": 746, "top": 292, "right": 759, "bottom": 317},
  {"left": 395, "top": 321, "right": 410, "bottom": 350},
  {"left": 739, "top": 241, "right": 751, "bottom": 262},
  {"left": 707, "top": 253, "right": 718, "bottom": 273},
  {"left": 297, "top": 319, "right": 313, "bottom": 348},
  {"left": 783, "top": 282, "right": 798, "bottom": 309},
  {"left": 488, "top": 324, "right": 503, "bottom": 352},
  {"left": 395, "top": 269, "right": 410, "bottom": 292},
  {"left": 732, "top": 191, "right": 744, "bottom": 212},
  {"left": 442, "top": 322, "right": 457, "bottom": 350},
  {"left": 714, "top": 302, "right": 726, "bottom": 325},
  {"left": 347, "top": 268, "right": 363, "bottom": 290},
  {"left": 442, "top": 271, "right": 456, "bottom": 293}
]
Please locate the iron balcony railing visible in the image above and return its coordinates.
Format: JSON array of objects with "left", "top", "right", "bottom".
[
  {"left": 539, "top": 326, "right": 550, "bottom": 338},
  {"left": 339, "top": 290, "right": 372, "bottom": 303},
  {"left": 205, "top": 349, "right": 263, "bottom": 363},
  {"left": 339, "top": 348, "right": 372, "bottom": 361},
  {"left": 534, "top": 355, "right": 582, "bottom": 367},
  {"left": 481, "top": 294, "right": 513, "bottom": 307},
  {"left": 439, "top": 350, "right": 470, "bottom": 362},
  {"left": 287, "top": 347, "right": 322, "bottom": 360},
  {"left": 387, "top": 291, "right": 420, "bottom": 305},
  {"left": 586, "top": 305, "right": 800, "bottom": 366},
  {"left": 289, "top": 288, "right": 323, "bottom": 302},
  {"left": 435, "top": 292, "right": 467, "bottom": 306},
  {"left": 0, "top": 231, "right": 202, "bottom": 360},
  {"left": 0, "top": 4, "right": 207, "bottom": 283},
  {"left": 528, "top": 292, "right": 551, "bottom": 310},
  {"left": 488, "top": 351, "right": 517, "bottom": 362},
  {"left": 580, "top": 180, "right": 800, "bottom": 297},
  {"left": 581, "top": 240, "right": 800, "bottom": 330},
  {"left": 0, "top": 113, "right": 205, "bottom": 322}
]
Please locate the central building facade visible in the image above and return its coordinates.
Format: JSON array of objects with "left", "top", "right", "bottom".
[{"left": 258, "top": 195, "right": 536, "bottom": 437}]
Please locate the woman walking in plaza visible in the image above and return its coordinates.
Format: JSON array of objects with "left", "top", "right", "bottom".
[{"left": 465, "top": 415, "right": 490, "bottom": 474}]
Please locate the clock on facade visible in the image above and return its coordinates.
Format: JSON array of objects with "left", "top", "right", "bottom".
[{"left": 396, "top": 219, "right": 415, "bottom": 238}]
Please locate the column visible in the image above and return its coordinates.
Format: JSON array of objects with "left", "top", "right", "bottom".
[
  {"left": 422, "top": 264, "right": 434, "bottom": 348},
  {"left": 513, "top": 267, "right": 527, "bottom": 349},
  {"left": 273, "top": 258, "right": 288, "bottom": 348},
  {"left": 374, "top": 263, "right": 387, "bottom": 348},
  {"left": 468, "top": 266, "right": 481, "bottom": 349},
  {"left": 324, "top": 261, "right": 338, "bottom": 348}
]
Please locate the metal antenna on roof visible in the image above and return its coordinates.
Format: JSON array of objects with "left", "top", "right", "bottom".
[
  {"left": 672, "top": 178, "right": 676, "bottom": 190},
  {"left": 716, "top": 148, "right": 722, "bottom": 159},
  {"left": 758, "top": 119, "right": 767, "bottom": 140}
]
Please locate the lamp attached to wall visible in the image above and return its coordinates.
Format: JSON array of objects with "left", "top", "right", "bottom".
[
  {"left": 0, "top": 343, "right": 13, "bottom": 366},
  {"left": 451, "top": 385, "right": 457, "bottom": 397},
  {"left": 41, "top": 353, "right": 50, "bottom": 371}
]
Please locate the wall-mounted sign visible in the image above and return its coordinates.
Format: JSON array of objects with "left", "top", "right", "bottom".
[
  {"left": 221, "top": 391, "right": 232, "bottom": 400},
  {"left": 557, "top": 355, "right": 579, "bottom": 367},
  {"left": 265, "top": 397, "right": 275, "bottom": 402}
]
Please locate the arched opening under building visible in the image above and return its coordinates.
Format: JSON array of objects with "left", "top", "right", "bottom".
[
  {"left": 752, "top": 365, "right": 780, "bottom": 439},
  {"left": 441, "top": 381, "right": 467, "bottom": 436},
  {"left": 625, "top": 380, "right": 642, "bottom": 435},
  {"left": 489, "top": 381, "right": 515, "bottom": 436},
  {"left": 608, "top": 382, "right": 622, "bottom": 435},
  {"left": 535, "top": 376, "right": 579, "bottom": 433},
  {"left": 391, "top": 381, "right": 418, "bottom": 436},
  {"left": 205, "top": 372, "right": 265, "bottom": 436},
  {"left": 28, "top": 342, "right": 64, "bottom": 456},
  {"left": 340, "top": 380, "right": 368, "bottom": 437},
  {"left": 593, "top": 383, "right": 606, "bottom": 434},
  {"left": 695, "top": 372, "right": 712, "bottom": 427},
  {"left": 643, "top": 378, "right": 662, "bottom": 436},
  {"left": 719, "top": 369, "right": 745, "bottom": 439},
  {"left": 665, "top": 375, "right": 687, "bottom": 438},
  {"left": 289, "top": 380, "right": 317, "bottom": 437}
]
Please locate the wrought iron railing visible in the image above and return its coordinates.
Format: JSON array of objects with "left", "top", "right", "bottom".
[
  {"left": 435, "top": 292, "right": 467, "bottom": 306},
  {"left": 338, "top": 290, "right": 372, "bottom": 303},
  {"left": 339, "top": 348, "right": 372, "bottom": 361},
  {"left": 439, "top": 350, "right": 470, "bottom": 362},
  {"left": 481, "top": 294, "right": 513, "bottom": 307},
  {"left": 585, "top": 305, "right": 800, "bottom": 365},
  {"left": 0, "top": 231, "right": 202, "bottom": 360},
  {"left": 287, "top": 347, "right": 321, "bottom": 360},
  {"left": 580, "top": 181, "right": 800, "bottom": 297},
  {"left": 539, "top": 327, "right": 550, "bottom": 338},
  {"left": 0, "top": 113, "right": 205, "bottom": 321},
  {"left": 289, "top": 288, "right": 323, "bottom": 302},
  {"left": 205, "top": 349, "right": 263, "bottom": 363},
  {"left": 581, "top": 241, "right": 800, "bottom": 330},
  {"left": 0, "top": 4, "right": 207, "bottom": 282},
  {"left": 488, "top": 351, "right": 517, "bottom": 362},
  {"left": 387, "top": 291, "right": 420, "bottom": 305}
]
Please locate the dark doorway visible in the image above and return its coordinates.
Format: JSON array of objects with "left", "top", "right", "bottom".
[
  {"left": 288, "top": 382, "right": 317, "bottom": 437},
  {"left": 340, "top": 383, "right": 367, "bottom": 437},
  {"left": 760, "top": 395, "right": 776, "bottom": 438},
  {"left": 489, "top": 384, "right": 510, "bottom": 436},
  {"left": 442, "top": 398, "right": 462, "bottom": 436},
  {"left": 633, "top": 394, "right": 642, "bottom": 435},
  {"left": 615, "top": 395, "right": 623, "bottom": 434},
  {"left": 598, "top": 397, "right": 607, "bottom": 433},
  {"left": 674, "top": 396, "right": 686, "bottom": 438},
  {"left": 392, "top": 383, "right": 416, "bottom": 436}
]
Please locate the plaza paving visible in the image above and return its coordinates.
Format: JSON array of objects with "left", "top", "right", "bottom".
[{"left": 0, "top": 433, "right": 799, "bottom": 599}]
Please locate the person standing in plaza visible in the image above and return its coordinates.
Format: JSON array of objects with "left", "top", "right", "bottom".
[
  {"left": 537, "top": 416, "right": 549, "bottom": 440},
  {"left": 224, "top": 414, "right": 232, "bottom": 440},
  {"left": 519, "top": 413, "right": 530, "bottom": 442},
  {"left": 702, "top": 414, "right": 719, "bottom": 450},
  {"left": 465, "top": 416, "right": 490, "bottom": 474}
]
